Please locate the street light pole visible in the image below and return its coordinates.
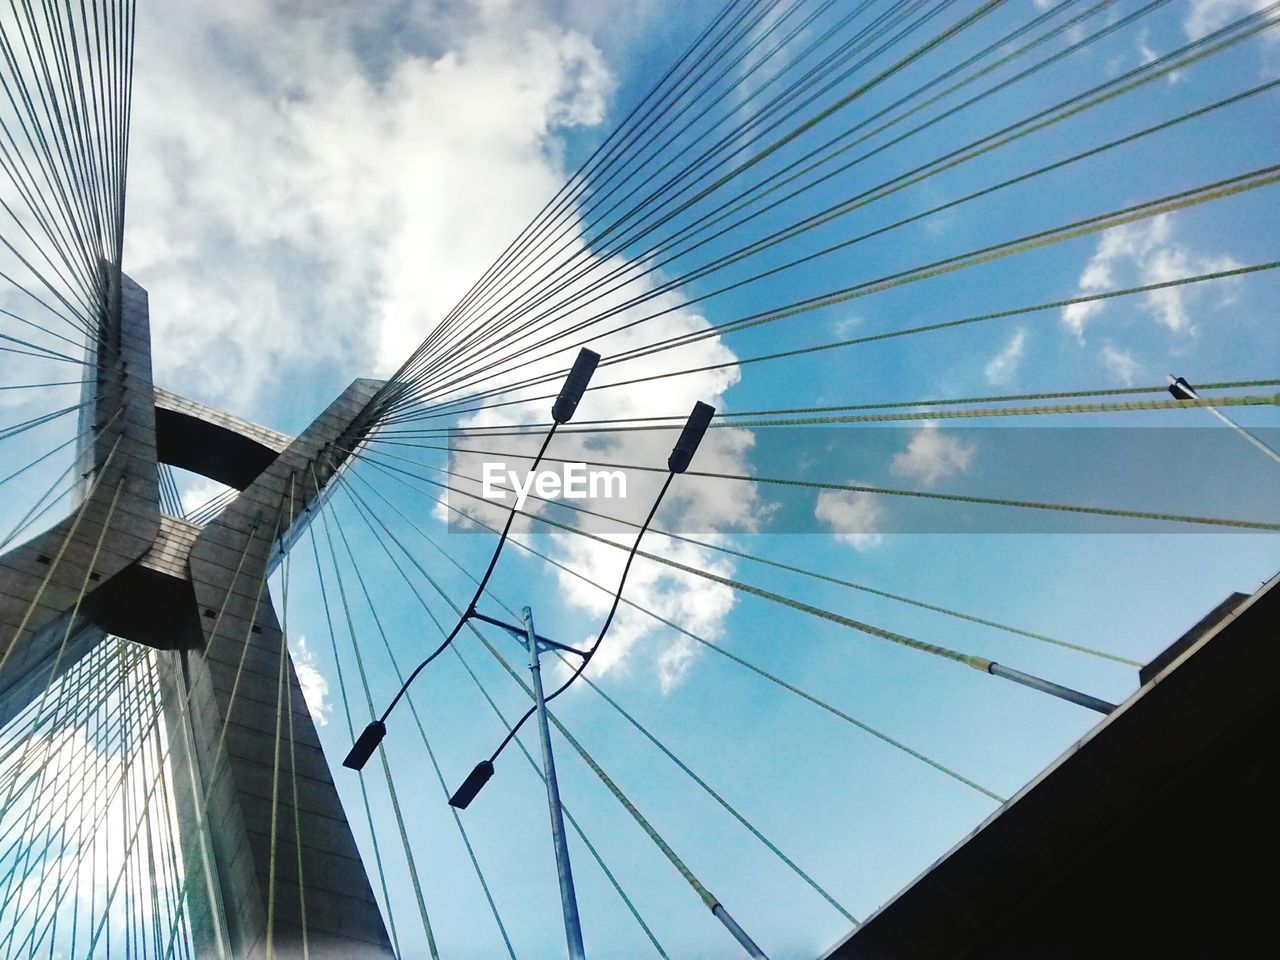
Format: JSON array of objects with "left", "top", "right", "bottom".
[{"left": 524, "top": 604, "right": 585, "bottom": 960}]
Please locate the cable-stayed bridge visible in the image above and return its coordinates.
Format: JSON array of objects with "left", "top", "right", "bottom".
[{"left": 0, "top": 1, "right": 1277, "bottom": 957}]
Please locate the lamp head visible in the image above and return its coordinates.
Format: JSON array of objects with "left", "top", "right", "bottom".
[
  {"left": 1167, "top": 375, "right": 1197, "bottom": 401},
  {"left": 343, "top": 720, "right": 386, "bottom": 771},
  {"left": 552, "top": 348, "right": 601, "bottom": 423},
  {"left": 449, "top": 760, "right": 495, "bottom": 809},
  {"left": 668, "top": 401, "right": 715, "bottom": 473}
]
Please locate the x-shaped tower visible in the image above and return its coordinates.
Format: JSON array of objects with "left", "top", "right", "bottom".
[{"left": 0, "top": 272, "right": 395, "bottom": 959}]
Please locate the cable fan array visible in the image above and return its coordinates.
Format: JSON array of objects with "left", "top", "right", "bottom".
[
  {"left": 0, "top": 0, "right": 1276, "bottom": 958},
  {"left": 301, "top": 1, "right": 1279, "bottom": 956}
]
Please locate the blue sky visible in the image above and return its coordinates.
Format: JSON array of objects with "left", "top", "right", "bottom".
[{"left": 1, "top": 1, "right": 1278, "bottom": 957}]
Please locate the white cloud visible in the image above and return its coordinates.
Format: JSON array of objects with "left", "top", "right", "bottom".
[
  {"left": 815, "top": 485, "right": 886, "bottom": 551},
  {"left": 121, "top": 3, "right": 756, "bottom": 690},
  {"left": 890, "top": 422, "right": 976, "bottom": 488},
  {"left": 816, "top": 426, "right": 977, "bottom": 550},
  {"left": 1100, "top": 343, "right": 1140, "bottom": 384},
  {"left": 175, "top": 475, "right": 234, "bottom": 519},
  {"left": 545, "top": 531, "right": 738, "bottom": 692},
  {"left": 1183, "top": 0, "right": 1278, "bottom": 41},
  {"left": 1060, "top": 214, "right": 1241, "bottom": 339},
  {"left": 831, "top": 314, "right": 863, "bottom": 338},
  {"left": 125, "top": 2, "right": 618, "bottom": 415},
  {"left": 984, "top": 328, "right": 1027, "bottom": 385},
  {"left": 291, "top": 635, "right": 332, "bottom": 727},
  {"left": 1136, "top": 28, "right": 1183, "bottom": 81},
  {"left": 1138, "top": 29, "right": 1158, "bottom": 64},
  {"left": 734, "top": 0, "right": 802, "bottom": 106}
]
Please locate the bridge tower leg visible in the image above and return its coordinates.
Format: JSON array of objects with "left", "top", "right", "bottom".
[{"left": 0, "top": 272, "right": 395, "bottom": 959}]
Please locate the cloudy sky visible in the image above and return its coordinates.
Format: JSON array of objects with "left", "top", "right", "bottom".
[{"left": 2, "top": 0, "right": 1278, "bottom": 956}]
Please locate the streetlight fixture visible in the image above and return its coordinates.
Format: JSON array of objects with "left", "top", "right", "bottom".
[
  {"left": 342, "top": 348, "right": 720, "bottom": 959},
  {"left": 342, "top": 719, "right": 387, "bottom": 772},
  {"left": 442, "top": 399, "right": 715, "bottom": 960},
  {"left": 450, "top": 398, "right": 715, "bottom": 806},
  {"left": 668, "top": 400, "right": 714, "bottom": 473},
  {"left": 342, "top": 347, "right": 601, "bottom": 772},
  {"left": 1168, "top": 373, "right": 1280, "bottom": 465},
  {"left": 553, "top": 348, "right": 600, "bottom": 424}
]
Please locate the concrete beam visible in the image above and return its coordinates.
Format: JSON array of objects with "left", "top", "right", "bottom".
[{"left": 154, "top": 387, "right": 290, "bottom": 490}]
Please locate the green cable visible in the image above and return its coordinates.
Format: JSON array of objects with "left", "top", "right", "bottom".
[
  {"left": 79, "top": 659, "right": 194, "bottom": 957},
  {"left": 314, "top": 498, "right": 439, "bottom": 960},
  {"left": 430, "top": 515, "right": 858, "bottom": 922},
  {"left": 654, "top": 166, "right": 1280, "bottom": 352},
  {"left": 571, "top": 660, "right": 860, "bottom": 925},
  {"left": 338, "top": 469, "right": 752, "bottom": 940},
  {"left": 390, "top": 25, "right": 1280, "bottom": 425},
  {"left": 346, "top": 437, "right": 1210, "bottom": 668},
  {"left": 434, "top": 391, "right": 1280, "bottom": 435},
  {"left": 448, "top": 642, "right": 673, "bottom": 960},
  {"left": 343, "top": 458, "right": 862, "bottom": 924},
  {"left": 720, "top": 393, "right": 1280, "bottom": 427},
  {"left": 415, "top": 443, "right": 1140, "bottom": 666},
  {"left": 693, "top": 538, "right": 1142, "bottom": 666},
  {"left": 373, "top": 261, "right": 1280, "bottom": 426},
  {"left": 466, "top": 619, "right": 726, "bottom": 913},
  {"left": 344, "top": 462, "right": 1002, "bottom": 803},
  {"left": 716, "top": 379, "right": 1280, "bottom": 419},
  {"left": 325, "top": 498, "right": 518, "bottom": 960},
  {"left": 265, "top": 478, "right": 295, "bottom": 960},
  {"left": 306, "top": 526, "right": 403, "bottom": 959},
  {"left": 0, "top": 433, "right": 121, "bottom": 681},
  {"left": 383, "top": 378, "right": 1280, "bottom": 435},
  {"left": 426, "top": 420, "right": 1280, "bottom": 530}
]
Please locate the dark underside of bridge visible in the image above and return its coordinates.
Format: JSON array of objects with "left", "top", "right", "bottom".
[{"left": 824, "top": 571, "right": 1280, "bottom": 960}]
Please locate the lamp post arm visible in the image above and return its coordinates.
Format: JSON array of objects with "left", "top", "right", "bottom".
[
  {"left": 373, "top": 422, "right": 560, "bottom": 725},
  {"left": 486, "top": 471, "right": 675, "bottom": 765}
]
